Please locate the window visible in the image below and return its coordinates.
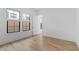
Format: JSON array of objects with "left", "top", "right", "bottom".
[
  {"left": 22, "top": 14, "right": 30, "bottom": 31},
  {"left": 7, "top": 9, "right": 20, "bottom": 33}
]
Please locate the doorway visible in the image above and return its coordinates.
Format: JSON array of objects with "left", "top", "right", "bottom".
[{"left": 32, "top": 14, "right": 43, "bottom": 35}]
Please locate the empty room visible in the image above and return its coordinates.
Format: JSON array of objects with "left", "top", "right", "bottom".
[{"left": 0, "top": 8, "right": 79, "bottom": 51}]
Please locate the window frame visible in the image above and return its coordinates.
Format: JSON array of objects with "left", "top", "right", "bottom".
[
  {"left": 22, "top": 14, "right": 30, "bottom": 31},
  {"left": 7, "top": 9, "right": 20, "bottom": 33}
]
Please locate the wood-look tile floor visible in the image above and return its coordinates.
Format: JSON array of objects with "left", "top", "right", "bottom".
[{"left": 0, "top": 35, "right": 78, "bottom": 51}]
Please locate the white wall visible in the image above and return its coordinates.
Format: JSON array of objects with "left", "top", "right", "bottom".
[
  {"left": 42, "top": 8, "right": 76, "bottom": 42},
  {"left": 76, "top": 8, "right": 79, "bottom": 47},
  {"left": 0, "top": 8, "right": 33, "bottom": 45}
]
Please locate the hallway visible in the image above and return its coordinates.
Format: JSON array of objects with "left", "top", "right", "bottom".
[{"left": 0, "top": 35, "right": 78, "bottom": 51}]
